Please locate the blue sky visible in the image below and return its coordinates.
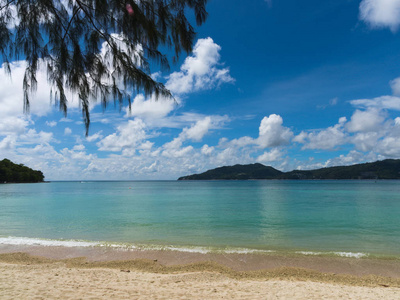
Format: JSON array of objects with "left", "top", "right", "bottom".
[{"left": 1, "top": 0, "right": 400, "bottom": 180}]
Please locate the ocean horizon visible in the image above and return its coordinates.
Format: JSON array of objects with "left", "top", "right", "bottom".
[{"left": 1, "top": 180, "right": 399, "bottom": 259}]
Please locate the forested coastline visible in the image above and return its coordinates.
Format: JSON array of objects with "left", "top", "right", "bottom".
[
  {"left": 178, "top": 159, "right": 400, "bottom": 180},
  {"left": 0, "top": 159, "right": 44, "bottom": 183}
]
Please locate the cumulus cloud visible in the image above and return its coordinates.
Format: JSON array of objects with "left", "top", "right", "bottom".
[
  {"left": 377, "top": 136, "right": 400, "bottom": 156},
  {"left": 217, "top": 114, "right": 293, "bottom": 151},
  {"left": 0, "top": 117, "right": 30, "bottom": 135},
  {"left": 201, "top": 144, "right": 214, "bottom": 155},
  {"left": 346, "top": 108, "right": 385, "bottom": 132},
  {"left": 160, "top": 117, "right": 216, "bottom": 158},
  {"left": 166, "top": 37, "right": 235, "bottom": 95},
  {"left": 294, "top": 118, "right": 347, "bottom": 150},
  {"left": 64, "top": 127, "right": 72, "bottom": 135},
  {"left": 126, "top": 94, "right": 176, "bottom": 121},
  {"left": 352, "top": 132, "right": 380, "bottom": 152},
  {"left": 257, "top": 148, "right": 282, "bottom": 163},
  {"left": 0, "top": 136, "right": 17, "bottom": 150},
  {"left": 359, "top": 0, "right": 400, "bottom": 31},
  {"left": 97, "top": 119, "right": 148, "bottom": 152},
  {"left": 326, "top": 151, "right": 380, "bottom": 168},
  {"left": 257, "top": 114, "right": 293, "bottom": 148},
  {"left": 181, "top": 117, "right": 212, "bottom": 142},
  {"left": 86, "top": 131, "right": 103, "bottom": 142}
]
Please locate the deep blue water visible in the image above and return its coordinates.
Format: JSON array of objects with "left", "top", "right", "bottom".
[{"left": 0, "top": 180, "right": 399, "bottom": 257}]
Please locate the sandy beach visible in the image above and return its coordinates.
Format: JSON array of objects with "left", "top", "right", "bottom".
[{"left": 1, "top": 246, "right": 400, "bottom": 299}]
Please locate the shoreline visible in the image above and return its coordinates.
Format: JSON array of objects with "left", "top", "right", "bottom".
[
  {"left": 1, "top": 244, "right": 400, "bottom": 282},
  {"left": 2, "top": 245, "right": 400, "bottom": 299}
]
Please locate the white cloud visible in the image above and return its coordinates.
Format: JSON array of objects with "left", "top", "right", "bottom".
[
  {"left": 159, "top": 116, "right": 224, "bottom": 158},
  {"left": 257, "top": 148, "right": 282, "bottom": 163},
  {"left": 64, "top": 127, "right": 72, "bottom": 135},
  {"left": 0, "top": 136, "right": 17, "bottom": 150},
  {"left": 359, "top": 0, "right": 400, "bottom": 31},
  {"left": 212, "top": 115, "right": 289, "bottom": 154},
  {"left": 201, "top": 144, "right": 214, "bottom": 155},
  {"left": 166, "top": 37, "right": 234, "bottom": 95},
  {"left": 257, "top": 114, "right": 293, "bottom": 148},
  {"left": 181, "top": 117, "right": 212, "bottom": 141},
  {"left": 346, "top": 108, "right": 385, "bottom": 133},
  {"left": 326, "top": 151, "right": 379, "bottom": 168},
  {"left": 86, "top": 131, "right": 104, "bottom": 142},
  {"left": 294, "top": 120, "right": 347, "bottom": 150},
  {"left": 46, "top": 121, "right": 57, "bottom": 127},
  {"left": 352, "top": 132, "right": 380, "bottom": 152},
  {"left": 60, "top": 147, "right": 94, "bottom": 162},
  {"left": 97, "top": 119, "right": 147, "bottom": 152},
  {"left": 377, "top": 136, "right": 400, "bottom": 156},
  {"left": 126, "top": 94, "right": 176, "bottom": 120},
  {"left": 0, "top": 116, "right": 30, "bottom": 135},
  {"left": 228, "top": 136, "right": 256, "bottom": 148},
  {"left": 0, "top": 61, "right": 81, "bottom": 119},
  {"left": 350, "top": 96, "right": 400, "bottom": 111},
  {"left": 73, "top": 144, "right": 85, "bottom": 151},
  {"left": 390, "top": 77, "right": 400, "bottom": 96},
  {"left": 18, "top": 129, "right": 54, "bottom": 145}
]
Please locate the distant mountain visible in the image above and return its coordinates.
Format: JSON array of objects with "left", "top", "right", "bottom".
[
  {"left": 178, "top": 163, "right": 283, "bottom": 180},
  {"left": 0, "top": 159, "right": 44, "bottom": 183},
  {"left": 178, "top": 159, "right": 400, "bottom": 180}
]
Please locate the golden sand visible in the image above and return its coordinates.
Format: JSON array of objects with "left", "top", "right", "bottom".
[{"left": 1, "top": 252, "right": 400, "bottom": 299}]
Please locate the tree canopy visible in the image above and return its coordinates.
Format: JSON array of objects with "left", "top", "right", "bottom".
[
  {"left": 0, "top": 0, "right": 208, "bottom": 134},
  {"left": 0, "top": 159, "right": 44, "bottom": 183}
]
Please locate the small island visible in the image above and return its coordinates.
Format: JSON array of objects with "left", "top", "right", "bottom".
[
  {"left": 178, "top": 159, "right": 400, "bottom": 180},
  {"left": 0, "top": 159, "right": 44, "bottom": 183}
]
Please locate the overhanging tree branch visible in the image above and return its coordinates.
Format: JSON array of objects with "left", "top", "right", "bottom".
[{"left": 0, "top": 0, "right": 208, "bottom": 135}]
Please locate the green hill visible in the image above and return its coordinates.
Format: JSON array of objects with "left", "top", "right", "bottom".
[
  {"left": 178, "top": 159, "right": 400, "bottom": 180},
  {"left": 0, "top": 159, "right": 44, "bottom": 183},
  {"left": 178, "top": 163, "right": 283, "bottom": 180}
]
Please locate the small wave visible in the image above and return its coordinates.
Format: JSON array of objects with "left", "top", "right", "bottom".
[
  {"left": 295, "top": 250, "right": 368, "bottom": 258},
  {"left": 157, "top": 246, "right": 275, "bottom": 254},
  {"left": 0, "top": 236, "right": 277, "bottom": 254},
  {"left": 0, "top": 236, "right": 369, "bottom": 258},
  {"left": 332, "top": 252, "right": 368, "bottom": 258},
  {"left": 0, "top": 236, "right": 100, "bottom": 248}
]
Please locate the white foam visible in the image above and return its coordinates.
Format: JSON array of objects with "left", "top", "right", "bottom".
[
  {"left": 295, "top": 250, "right": 368, "bottom": 258},
  {"left": 1, "top": 236, "right": 366, "bottom": 258},
  {"left": 0, "top": 236, "right": 100, "bottom": 248},
  {"left": 223, "top": 249, "right": 275, "bottom": 254},
  {"left": 296, "top": 251, "right": 323, "bottom": 256},
  {"left": 144, "top": 246, "right": 275, "bottom": 255},
  {"left": 332, "top": 252, "right": 368, "bottom": 258},
  {"left": 162, "top": 246, "right": 211, "bottom": 254}
]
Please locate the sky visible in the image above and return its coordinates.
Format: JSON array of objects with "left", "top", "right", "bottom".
[{"left": 1, "top": 0, "right": 400, "bottom": 180}]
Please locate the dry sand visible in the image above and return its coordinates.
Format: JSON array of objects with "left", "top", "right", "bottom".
[
  {"left": 1, "top": 260, "right": 400, "bottom": 299},
  {"left": 1, "top": 246, "right": 400, "bottom": 299}
]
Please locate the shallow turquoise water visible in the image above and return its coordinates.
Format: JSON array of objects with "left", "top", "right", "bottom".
[{"left": 0, "top": 180, "right": 399, "bottom": 256}]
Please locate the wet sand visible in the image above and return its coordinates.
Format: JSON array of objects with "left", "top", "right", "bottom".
[{"left": 1, "top": 245, "right": 400, "bottom": 299}]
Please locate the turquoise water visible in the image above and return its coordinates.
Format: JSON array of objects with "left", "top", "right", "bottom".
[{"left": 0, "top": 180, "right": 399, "bottom": 257}]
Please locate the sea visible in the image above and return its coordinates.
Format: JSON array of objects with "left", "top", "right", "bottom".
[{"left": 1, "top": 180, "right": 399, "bottom": 259}]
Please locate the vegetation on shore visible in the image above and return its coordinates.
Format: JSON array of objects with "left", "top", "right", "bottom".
[
  {"left": 178, "top": 159, "right": 400, "bottom": 180},
  {"left": 0, "top": 159, "right": 44, "bottom": 183}
]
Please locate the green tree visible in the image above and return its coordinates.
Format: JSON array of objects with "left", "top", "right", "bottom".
[
  {"left": 0, "top": 0, "right": 208, "bottom": 134},
  {"left": 0, "top": 159, "right": 44, "bottom": 182}
]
